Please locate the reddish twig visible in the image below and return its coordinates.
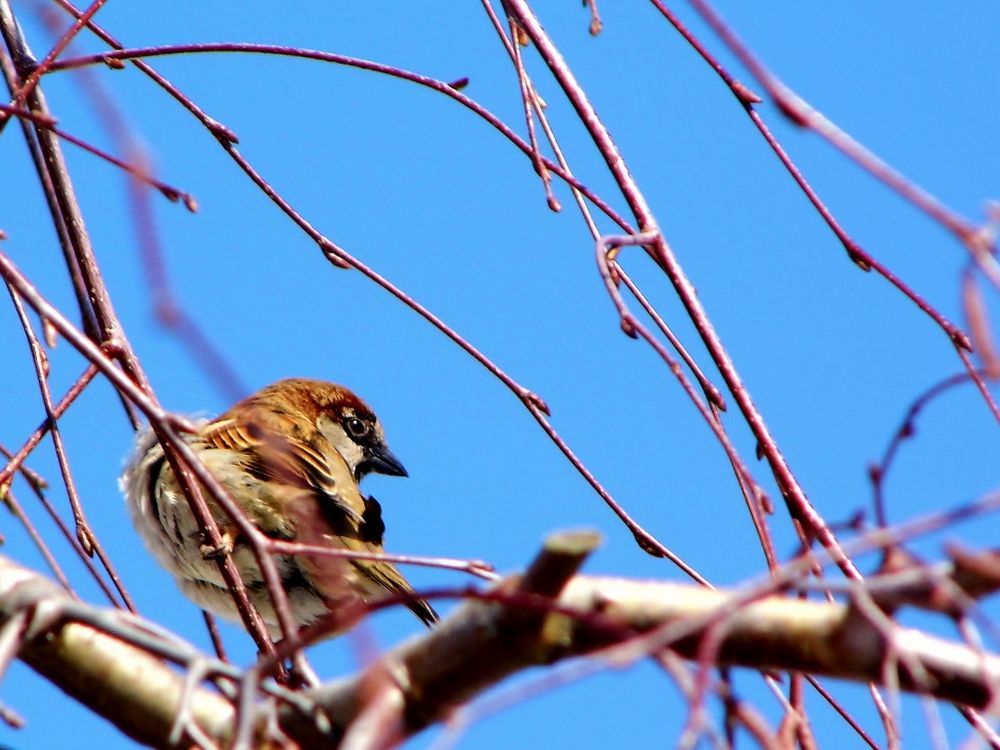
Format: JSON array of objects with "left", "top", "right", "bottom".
[
  {"left": 503, "top": 14, "right": 560, "bottom": 211},
  {"left": 504, "top": 0, "right": 860, "bottom": 581},
  {"left": 268, "top": 540, "right": 498, "bottom": 581},
  {"left": 9, "top": 285, "right": 101, "bottom": 554},
  {"left": 0, "top": 5, "right": 152, "bottom": 417},
  {"left": 0, "top": 437, "right": 122, "bottom": 608},
  {"left": 24, "top": 6, "right": 241, "bottom": 403},
  {"left": 0, "top": 36, "right": 98, "bottom": 338},
  {"left": 956, "top": 346, "right": 1000, "bottom": 424},
  {"left": 803, "top": 676, "right": 880, "bottom": 750},
  {"left": 0, "top": 250, "right": 287, "bottom": 666},
  {"left": 7, "top": 0, "right": 108, "bottom": 103},
  {"left": 38, "top": 33, "right": 691, "bottom": 571},
  {"left": 869, "top": 370, "right": 995, "bottom": 528},
  {"left": 0, "top": 365, "right": 97, "bottom": 489},
  {"left": 5, "top": 286, "right": 137, "bottom": 610},
  {"left": 45, "top": 43, "right": 632, "bottom": 233},
  {"left": 597, "top": 232, "right": 777, "bottom": 570},
  {"left": 677, "top": 0, "right": 992, "bottom": 260},
  {"left": 1, "top": 488, "right": 73, "bottom": 593},
  {"left": 201, "top": 611, "right": 229, "bottom": 665},
  {"left": 0, "top": 103, "right": 194, "bottom": 204},
  {"left": 646, "top": 0, "right": 974, "bottom": 356}
]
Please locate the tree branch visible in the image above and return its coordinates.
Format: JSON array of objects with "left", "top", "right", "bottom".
[
  {"left": 1, "top": 534, "right": 997, "bottom": 749},
  {"left": 0, "top": 556, "right": 233, "bottom": 747}
]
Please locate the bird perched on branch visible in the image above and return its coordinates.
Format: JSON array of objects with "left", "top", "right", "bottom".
[{"left": 121, "top": 378, "right": 437, "bottom": 635}]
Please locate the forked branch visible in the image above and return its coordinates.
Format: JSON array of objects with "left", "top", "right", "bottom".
[{"left": 1, "top": 532, "right": 997, "bottom": 749}]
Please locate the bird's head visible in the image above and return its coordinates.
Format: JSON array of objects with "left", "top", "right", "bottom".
[{"left": 254, "top": 378, "right": 408, "bottom": 481}]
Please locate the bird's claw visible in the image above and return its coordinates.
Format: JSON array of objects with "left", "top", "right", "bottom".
[{"left": 200, "top": 531, "right": 235, "bottom": 560}]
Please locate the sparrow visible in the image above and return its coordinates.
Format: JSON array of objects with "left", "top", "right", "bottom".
[{"left": 120, "top": 377, "right": 437, "bottom": 636}]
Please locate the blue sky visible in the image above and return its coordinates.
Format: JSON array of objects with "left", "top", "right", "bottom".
[{"left": 1, "top": 2, "right": 998, "bottom": 748}]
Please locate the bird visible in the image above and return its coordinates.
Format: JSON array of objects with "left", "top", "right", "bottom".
[{"left": 120, "top": 377, "right": 437, "bottom": 637}]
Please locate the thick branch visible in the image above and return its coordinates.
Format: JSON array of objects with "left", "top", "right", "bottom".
[
  {"left": 284, "top": 537, "right": 1000, "bottom": 746},
  {"left": 0, "top": 556, "right": 233, "bottom": 747},
  {"left": 1, "top": 535, "right": 997, "bottom": 749}
]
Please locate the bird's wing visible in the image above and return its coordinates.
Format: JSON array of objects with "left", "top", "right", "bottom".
[
  {"left": 201, "top": 414, "right": 364, "bottom": 524},
  {"left": 203, "top": 409, "right": 437, "bottom": 627},
  {"left": 346, "top": 534, "right": 440, "bottom": 627},
  {"left": 292, "top": 447, "right": 438, "bottom": 627}
]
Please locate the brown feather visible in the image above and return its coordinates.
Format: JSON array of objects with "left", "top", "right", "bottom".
[{"left": 198, "top": 381, "right": 437, "bottom": 627}]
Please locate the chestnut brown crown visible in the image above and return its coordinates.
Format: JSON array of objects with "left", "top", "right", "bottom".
[{"left": 232, "top": 378, "right": 408, "bottom": 481}]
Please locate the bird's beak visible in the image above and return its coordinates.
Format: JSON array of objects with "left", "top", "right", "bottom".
[{"left": 359, "top": 442, "right": 408, "bottom": 478}]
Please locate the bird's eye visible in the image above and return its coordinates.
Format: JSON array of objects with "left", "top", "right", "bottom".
[{"left": 345, "top": 416, "right": 369, "bottom": 439}]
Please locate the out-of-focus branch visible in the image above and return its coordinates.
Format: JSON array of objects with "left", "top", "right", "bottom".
[
  {"left": 0, "top": 556, "right": 233, "bottom": 748},
  {"left": 0, "top": 0, "right": 150, "bottom": 400},
  {"left": 2, "top": 534, "right": 999, "bottom": 748},
  {"left": 287, "top": 532, "right": 1000, "bottom": 748}
]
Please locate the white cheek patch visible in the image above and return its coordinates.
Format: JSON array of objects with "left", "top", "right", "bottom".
[{"left": 317, "top": 418, "right": 365, "bottom": 475}]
